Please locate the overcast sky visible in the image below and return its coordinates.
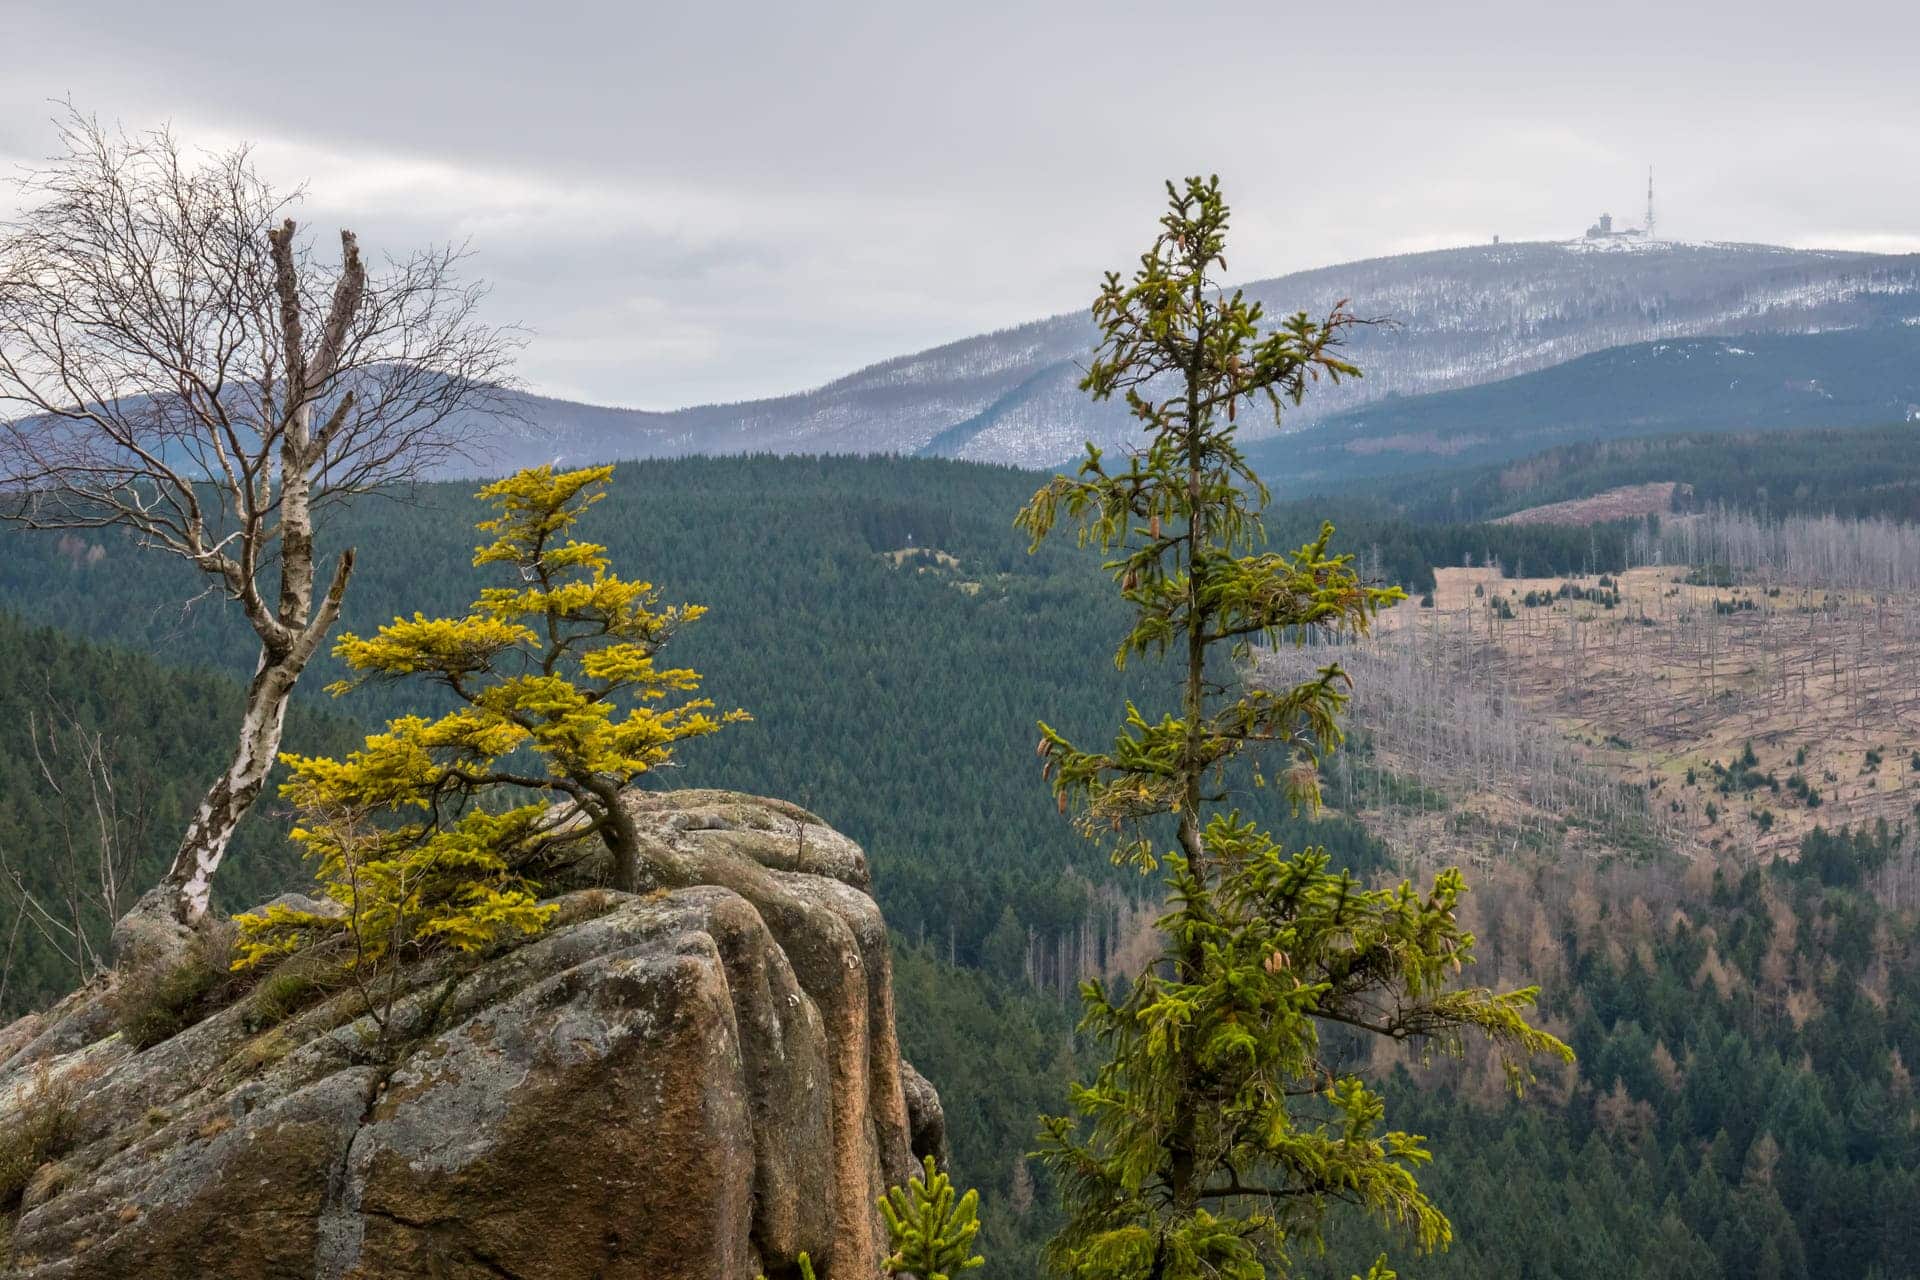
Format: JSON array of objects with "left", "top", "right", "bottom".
[{"left": 2, "top": 0, "right": 1916, "bottom": 409}]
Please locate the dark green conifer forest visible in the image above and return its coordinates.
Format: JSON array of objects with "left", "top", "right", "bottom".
[
  {"left": 0, "top": 614, "right": 358, "bottom": 1013},
  {"left": 2, "top": 428, "right": 1918, "bottom": 1276}
]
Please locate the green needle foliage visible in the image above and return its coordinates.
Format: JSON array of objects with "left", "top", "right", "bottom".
[
  {"left": 1018, "top": 177, "right": 1573, "bottom": 1280},
  {"left": 882, "top": 1154, "right": 987, "bottom": 1280},
  {"left": 760, "top": 1158, "right": 986, "bottom": 1280},
  {"left": 234, "top": 464, "right": 745, "bottom": 971}
]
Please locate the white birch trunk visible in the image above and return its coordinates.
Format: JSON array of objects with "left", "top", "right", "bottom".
[{"left": 158, "top": 655, "right": 301, "bottom": 918}]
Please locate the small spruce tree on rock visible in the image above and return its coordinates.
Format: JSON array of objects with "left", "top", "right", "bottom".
[{"left": 236, "top": 463, "right": 746, "bottom": 970}]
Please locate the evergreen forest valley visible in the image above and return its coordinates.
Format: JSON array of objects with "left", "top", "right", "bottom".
[{"left": 1, "top": 14, "right": 1918, "bottom": 1278}]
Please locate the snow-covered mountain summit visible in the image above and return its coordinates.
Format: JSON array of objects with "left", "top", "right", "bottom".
[{"left": 459, "top": 239, "right": 1920, "bottom": 475}]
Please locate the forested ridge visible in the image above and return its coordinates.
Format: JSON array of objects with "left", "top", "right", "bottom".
[
  {"left": 2, "top": 449, "right": 1918, "bottom": 1276},
  {"left": 1250, "top": 319, "right": 1920, "bottom": 497},
  {"left": 1374, "top": 422, "right": 1920, "bottom": 527},
  {"left": 0, "top": 453, "right": 1634, "bottom": 957}
]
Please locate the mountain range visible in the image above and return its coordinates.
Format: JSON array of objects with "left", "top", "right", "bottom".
[{"left": 459, "top": 238, "right": 1920, "bottom": 474}]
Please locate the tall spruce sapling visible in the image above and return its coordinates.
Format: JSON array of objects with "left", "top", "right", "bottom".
[
  {"left": 1018, "top": 177, "right": 1572, "bottom": 1280},
  {"left": 235, "top": 463, "right": 746, "bottom": 972},
  {"left": 881, "top": 1155, "right": 987, "bottom": 1280}
]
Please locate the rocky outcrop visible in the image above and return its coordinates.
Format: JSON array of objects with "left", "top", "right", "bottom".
[{"left": 0, "top": 790, "right": 943, "bottom": 1280}]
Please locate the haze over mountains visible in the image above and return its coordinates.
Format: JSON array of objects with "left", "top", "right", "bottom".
[{"left": 463, "top": 238, "right": 1920, "bottom": 476}]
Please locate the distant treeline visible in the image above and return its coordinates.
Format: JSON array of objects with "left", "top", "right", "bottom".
[
  {"left": 1260, "top": 495, "right": 1639, "bottom": 591},
  {"left": 1375, "top": 422, "right": 1920, "bottom": 527}
]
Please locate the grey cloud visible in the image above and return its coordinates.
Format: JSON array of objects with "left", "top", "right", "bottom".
[{"left": 1, "top": 0, "right": 1916, "bottom": 407}]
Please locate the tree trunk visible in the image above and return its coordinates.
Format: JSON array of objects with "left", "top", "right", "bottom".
[
  {"left": 1167, "top": 323, "right": 1209, "bottom": 1219},
  {"left": 110, "top": 652, "right": 301, "bottom": 959},
  {"left": 111, "top": 539, "right": 351, "bottom": 959},
  {"left": 171, "top": 655, "right": 301, "bottom": 915},
  {"left": 597, "top": 780, "right": 648, "bottom": 893}
]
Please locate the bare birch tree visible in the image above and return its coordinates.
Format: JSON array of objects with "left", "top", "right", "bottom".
[{"left": 0, "top": 112, "right": 518, "bottom": 952}]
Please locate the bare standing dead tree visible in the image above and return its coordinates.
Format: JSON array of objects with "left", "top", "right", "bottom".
[
  {"left": 0, "top": 697, "right": 152, "bottom": 996},
  {"left": 0, "top": 110, "right": 520, "bottom": 954}
]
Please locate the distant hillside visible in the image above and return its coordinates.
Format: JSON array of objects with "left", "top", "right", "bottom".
[
  {"left": 437, "top": 240, "right": 1920, "bottom": 473},
  {"left": 1361, "top": 422, "right": 1920, "bottom": 529},
  {"left": 1249, "top": 318, "right": 1920, "bottom": 496}
]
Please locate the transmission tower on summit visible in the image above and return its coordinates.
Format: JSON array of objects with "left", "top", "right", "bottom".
[{"left": 1583, "top": 167, "right": 1660, "bottom": 241}]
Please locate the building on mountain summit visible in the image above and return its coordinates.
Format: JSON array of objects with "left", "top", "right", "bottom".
[
  {"left": 1585, "top": 211, "right": 1640, "bottom": 240},
  {"left": 1586, "top": 168, "right": 1658, "bottom": 241}
]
